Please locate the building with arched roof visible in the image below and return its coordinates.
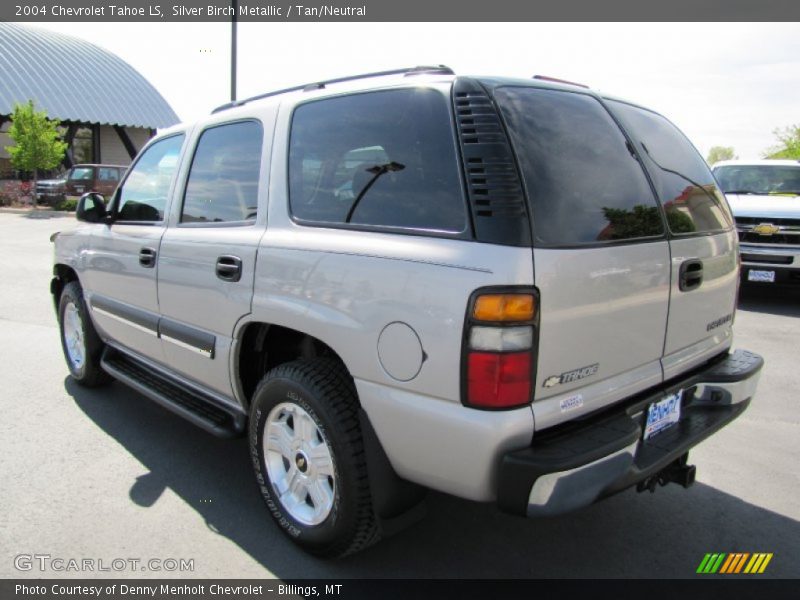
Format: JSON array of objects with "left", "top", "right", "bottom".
[{"left": 0, "top": 22, "right": 179, "bottom": 177}]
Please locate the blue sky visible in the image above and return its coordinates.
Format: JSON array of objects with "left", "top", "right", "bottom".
[{"left": 32, "top": 21, "right": 800, "bottom": 160}]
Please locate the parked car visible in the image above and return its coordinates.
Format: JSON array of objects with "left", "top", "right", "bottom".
[
  {"left": 37, "top": 164, "right": 127, "bottom": 205},
  {"left": 64, "top": 164, "right": 127, "bottom": 197},
  {"left": 35, "top": 174, "right": 68, "bottom": 203},
  {"left": 51, "top": 66, "right": 763, "bottom": 557},
  {"left": 713, "top": 159, "right": 800, "bottom": 285}
]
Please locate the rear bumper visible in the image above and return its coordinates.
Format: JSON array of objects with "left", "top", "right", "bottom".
[{"left": 497, "top": 349, "right": 763, "bottom": 517}]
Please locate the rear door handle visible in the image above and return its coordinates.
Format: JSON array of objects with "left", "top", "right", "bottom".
[
  {"left": 679, "top": 259, "right": 704, "bottom": 292},
  {"left": 216, "top": 255, "right": 242, "bottom": 282},
  {"left": 139, "top": 247, "right": 157, "bottom": 268}
]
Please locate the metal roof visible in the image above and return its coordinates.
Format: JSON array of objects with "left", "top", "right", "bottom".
[{"left": 0, "top": 23, "right": 179, "bottom": 129}]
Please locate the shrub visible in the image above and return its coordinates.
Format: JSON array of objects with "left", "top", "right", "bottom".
[{"left": 54, "top": 197, "right": 78, "bottom": 212}]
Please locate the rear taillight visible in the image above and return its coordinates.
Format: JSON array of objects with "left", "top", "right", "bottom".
[{"left": 462, "top": 288, "right": 539, "bottom": 410}]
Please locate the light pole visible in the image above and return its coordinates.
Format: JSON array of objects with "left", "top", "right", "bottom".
[{"left": 231, "top": 0, "right": 238, "bottom": 102}]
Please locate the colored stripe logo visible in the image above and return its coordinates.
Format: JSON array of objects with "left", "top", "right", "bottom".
[{"left": 697, "top": 553, "right": 773, "bottom": 574}]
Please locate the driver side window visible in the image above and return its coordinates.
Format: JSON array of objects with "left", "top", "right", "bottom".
[{"left": 115, "top": 134, "right": 185, "bottom": 222}]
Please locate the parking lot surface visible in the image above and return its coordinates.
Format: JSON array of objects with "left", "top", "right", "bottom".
[{"left": 1, "top": 212, "right": 798, "bottom": 578}]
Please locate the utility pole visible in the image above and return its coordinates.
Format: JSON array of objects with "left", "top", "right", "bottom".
[{"left": 231, "top": 0, "right": 238, "bottom": 101}]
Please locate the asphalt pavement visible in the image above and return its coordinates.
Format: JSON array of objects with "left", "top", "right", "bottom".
[{"left": 1, "top": 211, "right": 798, "bottom": 579}]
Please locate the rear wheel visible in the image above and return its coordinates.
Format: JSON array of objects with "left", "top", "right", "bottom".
[
  {"left": 58, "top": 281, "right": 110, "bottom": 387},
  {"left": 249, "top": 358, "right": 379, "bottom": 557}
]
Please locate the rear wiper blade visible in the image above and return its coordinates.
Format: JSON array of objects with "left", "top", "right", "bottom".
[
  {"left": 723, "top": 190, "right": 758, "bottom": 195},
  {"left": 768, "top": 190, "right": 800, "bottom": 196},
  {"left": 344, "top": 162, "right": 405, "bottom": 223}
]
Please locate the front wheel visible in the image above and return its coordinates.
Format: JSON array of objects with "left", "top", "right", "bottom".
[
  {"left": 58, "top": 281, "right": 110, "bottom": 387},
  {"left": 249, "top": 358, "right": 379, "bottom": 557}
]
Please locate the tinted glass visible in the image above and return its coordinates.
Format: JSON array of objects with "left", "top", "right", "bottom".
[
  {"left": 69, "top": 167, "right": 93, "bottom": 181},
  {"left": 98, "top": 167, "right": 120, "bottom": 181},
  {"left": 608, "top": 100, "right": 733, "bottom": 234},
  {"left": 116, "top": 135, "right": 184, "bottom": 222},
  {"left": 494, "top": 87, "right": 663, "bottom": 246},
  {"left": 714, "top": 165, "right": 800, "bottom": 196},
  {"left": 181, "top": 121, "right": 263, "bottom": 224},
  {"left": 289, "top": 88, "right": 466, "bottom": 232}
]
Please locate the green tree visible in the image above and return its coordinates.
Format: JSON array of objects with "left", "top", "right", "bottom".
[
  {"left": 4, "top": 100, "right": 68, "bottom": 207},
  {"left": 764, "top": 124, "right": 800, "bottom": 159},
  {"left": 706, "top": 146, "right": 737, "bottom": 165},
  {"left": 601, "top": 205, "right": 663, "bottom": 240}
]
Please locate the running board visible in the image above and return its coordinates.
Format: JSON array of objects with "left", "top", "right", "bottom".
[{"left": 101, "top": 347, "right": 246, "bottom": 438}]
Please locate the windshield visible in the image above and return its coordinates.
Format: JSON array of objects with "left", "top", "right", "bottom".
[{"left": 713, "top": 165, "right": 800, "bottom": 196}]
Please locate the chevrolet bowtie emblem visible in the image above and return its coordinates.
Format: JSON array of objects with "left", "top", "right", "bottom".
[{"left": 752, "top": 223, "right": 780, "bottom": 236}]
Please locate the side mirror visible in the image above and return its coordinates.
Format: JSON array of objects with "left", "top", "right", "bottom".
[{"left": 76, "top": 192, "right": 107, "bottom": 223}]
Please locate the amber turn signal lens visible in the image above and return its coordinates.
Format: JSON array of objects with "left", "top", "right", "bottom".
[{"left": 473, "top": 294, "right": 535, "bottom": 322}]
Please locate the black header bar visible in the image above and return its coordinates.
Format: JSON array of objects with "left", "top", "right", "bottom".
[
  {"left": 1, "top": 579, "right": 799, "bottom": 600},
  {"left": 4, "top": 0, "right": 800, "bottom": 22}
]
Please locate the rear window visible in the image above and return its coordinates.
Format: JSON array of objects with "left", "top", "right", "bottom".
[
  {"left": 288, "top": 88, "right": 466, "bottom": 233},
  {"left": 607, "top": 100, "right": 733, "bottom": 235},
  {"left": 714, "top": 164, "right": 800, "bottom": 196},
  {"left": 494, "top": 87, "right": 664, "bottom": 246}
]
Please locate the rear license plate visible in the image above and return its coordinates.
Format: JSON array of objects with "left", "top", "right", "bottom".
[
  {"left": 748, "top": 269, "right": 775, "bottom": 283},
  {"left": 74, "top": 186, "right": 84, "bottom": 193},
  {"left": 644, "top": 390, "right": 682, "bottom": 440}
]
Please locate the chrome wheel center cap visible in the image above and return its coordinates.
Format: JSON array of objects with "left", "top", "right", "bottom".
[{"left": 295, "top": 452, "right": 309, "bottom": 473}]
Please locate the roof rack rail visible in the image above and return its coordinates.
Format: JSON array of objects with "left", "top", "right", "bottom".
[{"left": 211, "top": 65, "right": 454, "bottom": 114}]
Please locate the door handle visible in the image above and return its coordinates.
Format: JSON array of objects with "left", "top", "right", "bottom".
[
  {"left": 679, "top": 259, "right": 703, "bottom": 292},
  {"left": 216, "top": 255, "right": 242, "bottom": 282},
  {"left": 139, "top": 247, "right": 157, "bottom": 268}
]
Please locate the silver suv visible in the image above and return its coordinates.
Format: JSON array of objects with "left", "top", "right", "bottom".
[
  {"left": 713, "top": 159, "right": 800, "bottom": 285},
  {"left": 51, "top": 66, "right": 763, "bottom": 557}
]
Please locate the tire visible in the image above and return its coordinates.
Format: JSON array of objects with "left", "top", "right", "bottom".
[
  {"left": 249, "top": 358, "right": 379, "bottom": 557},
  {"left": 58, "top": 281, "right": 111, "bottom": 387}
]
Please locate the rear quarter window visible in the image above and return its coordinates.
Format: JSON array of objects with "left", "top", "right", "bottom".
[{"left": 288, "top": 88, "right": 467, "bottom": 234}]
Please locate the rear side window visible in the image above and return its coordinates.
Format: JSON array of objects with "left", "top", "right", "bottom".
[
  {"left": 181, "top": 121, "right": 263, "bottom": 224},
  {"left": 494, "top": 87, "right": 664, "bottom": 246},
  {"left": 288, "top": 88, "right": 466, "bottom": 233},
  {"left": 608, "top": 100, "right": 733, "bottom": 234},
  {"left": 98, "top": 167, "right": 120, "bottom": 182}
]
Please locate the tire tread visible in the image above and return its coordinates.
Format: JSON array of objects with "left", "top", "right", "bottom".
[{"left": 251, "top": 358, "right": 380, "bottom": 557}]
